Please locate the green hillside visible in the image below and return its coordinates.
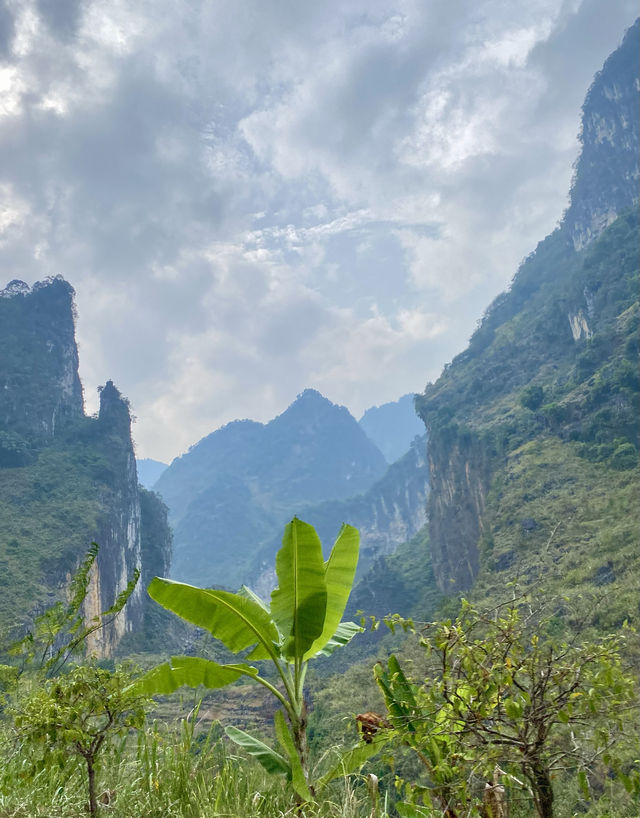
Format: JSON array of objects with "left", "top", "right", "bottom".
[{"left": 416, "top": 206, "right": 638, "bottom": 621}]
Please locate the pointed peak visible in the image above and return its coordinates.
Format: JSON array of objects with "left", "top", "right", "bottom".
[
  {"left": 98, "top": 380, "right": 132, "bottom": 430},
  {"left": 293, "top": 388, "right": 334, "bottom": 407},
  {"left": 274, "top": 388, "right": 348, "bottom": 424}
]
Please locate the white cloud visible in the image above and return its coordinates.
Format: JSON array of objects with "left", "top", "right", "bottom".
[{"left": 0, "top": 0, "right": 636, "bottom": 460}]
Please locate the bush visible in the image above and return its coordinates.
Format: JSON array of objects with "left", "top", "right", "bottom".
[
  {"left": 610, "top": 442, "right": 638, "bottom": 470},
  {"left": 519, "top": 385, "right": 544, "bottom": 410}
]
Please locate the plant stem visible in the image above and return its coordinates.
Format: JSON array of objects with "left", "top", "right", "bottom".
[{"left": 86, "top": 755, "right": 97, "bottom": 817}]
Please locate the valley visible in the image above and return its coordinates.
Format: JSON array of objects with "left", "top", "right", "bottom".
[{"left": 0, "top": 15, "right": 638, "bottom": 818}]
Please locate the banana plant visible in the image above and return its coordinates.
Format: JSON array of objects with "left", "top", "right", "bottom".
[{"left": 137, "top": 518, "right": 382, "bottom": 801}]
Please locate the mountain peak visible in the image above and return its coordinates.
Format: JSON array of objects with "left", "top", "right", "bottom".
[
  {"left": 563, "top": 18, "right": 639, "bottom": 250},
  {"left": 0, "top": 276, "right": 83, "bottom": 438},
  {"left": 297, "top": 387, "right": 326, "bottom": 400},
  {"left": 291, "top": 388, "right": 335, "bottom": 409},
  {"left": 155, "top": 387, "right": 388, "bottom": 588},
  {"left": 271, "top": 388, "right": 351, "bottom": 429}
]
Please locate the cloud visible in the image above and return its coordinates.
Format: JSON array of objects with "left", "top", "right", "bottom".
[{"left": 0, "top": 0, "right": 636, "bottom": 460}]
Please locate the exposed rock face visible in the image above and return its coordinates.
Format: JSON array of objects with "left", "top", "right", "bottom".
[
  {"left": 0, "top": 277, "right": 84, "bottom": 438},
  {"left": 344, "top": 438, "right": 429, "bottom": 570},
  {"left": 425, "top": 429, "right": 490, "bottom": 591},
  {"left": 568, "top": 310, "right": 592, "bottom": 341},
  {"left": 85, "top": 382, "right": 144, "bottom": 657},
  {"left": 0, "top": 279, "right": 171, "bottom": 657},
  {"left": 417, "top": 22, "right": 639, "bottom": 593},
  {"left": 563, "top": 21, "right": 639, "bottom": 251}
]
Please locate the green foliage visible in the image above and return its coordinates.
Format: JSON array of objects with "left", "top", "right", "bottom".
[
  {"left": 609, "top": 441, "right": 638, "bottom": 470},
  {"left": 519, "top": 385, "right": 544, "bottom": 411},
  {"left": 139, "top": 518, "right": 379, "bottom": 804},
  {"left": 414, "top": 209, "right": 639, "bottom": 612},
  {"left": 0, "top": 431, "right": 32, "bottom": 468},
  {"left": 7, "top": 543, "right": 140, "bottom": 680},
  {"left": 12, "top": 663, "right": 148, "bottom": 816},
  {"left": 376, "top": 601, "right": 639, "bottom": 818},
  {"left": 472, "top": 437, "right": 639, "bottom": 635},
  {"left": 0, "top": 705, "right": 389, "bottom": 817},
  {"left": 0, "top": 442, "right": 105, "bottom": 631}
]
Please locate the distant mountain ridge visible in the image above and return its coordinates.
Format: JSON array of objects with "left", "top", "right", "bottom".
[
  {"left": 137, "top": 458, "right": 168, "bottom": 489},
  {"left": 358, "top": 394, "right": 425, "bottom": 463},
  {"left": 155, "top": 388, "right": 389, "bottom": 589},
  {"left": 250, "top": 435, "right": 429, "bottom": 597}
]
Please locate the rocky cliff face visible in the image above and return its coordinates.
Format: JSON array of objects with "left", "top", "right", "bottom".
[
  {"left": 417, "top": 22, "right": 639, "bottom": 593},
  {"left": 425, "top": 429, "right": 489, "bottom": 591},
  {"left": 84, "top": 382, "right": 144, "bottom": 657},
  {"left": 0, "top": 280, "right": 171, "bottom": 657},
  {"left": 0, "top": 277, "right": 84, "bottom": 440},
  {"left": 564, "top": 21, "right": 639, "bottom": 251}
]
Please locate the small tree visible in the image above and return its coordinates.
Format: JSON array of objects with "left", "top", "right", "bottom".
[
  {"left": 376, "top": 600, "right": 639, "bottom": 818},
  {"left": 13, "top": 663, "right": 148, "bottom": 816},
  {"left": 6, "top": 543, "right": 139, "bottom": 680},
  {"left": 138, "top": 517, "right": 382, "bottom": 803}
]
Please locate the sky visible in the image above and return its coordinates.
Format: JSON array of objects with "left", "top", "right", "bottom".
[{"left": 0, "top": 0, "right": 636, "bottom": 463}]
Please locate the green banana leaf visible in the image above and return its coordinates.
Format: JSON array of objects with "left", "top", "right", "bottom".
[
  {"left": 375, "top": 655, "right": 419, "bottom": 733},
  {"left": 270, "top": 518, "right": 327, "bottom": 660},
  {"left": 312, "top": 621, "right": 363, "bottom": 658},
  {"left": 135, "top": 655, "right": 258, "bottom": 695},
  {"left": 274, "top": 710, "right": 312, "bottom": 802},
  {"left": 237, "top": 585, "right": 279, "bottom": 659},
  {"left": 148, "top": 578, "right": 280, "bottom": 659},
  {"left": 239, "top": 584, "right": 270, "bottom": 612},
  {"left": 225, "top": 725, "right": 291, "bottom": 776},
  {"left": 304, "top": 523, "right": 360, "bottom": 659},
  {"left": 316, "top": 735, "right": 387, "bottom": 790}
]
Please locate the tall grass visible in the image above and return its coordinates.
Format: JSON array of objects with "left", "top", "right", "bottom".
[{"left": 0, "top": 705, "right": 386, "bottom": 818}]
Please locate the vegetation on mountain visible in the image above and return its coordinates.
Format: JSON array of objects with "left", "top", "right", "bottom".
[
  {"left": 0, "top": 282, "right": 172, "bottom": 655},
  {"left": 250, "top": 435, "right": 428, "bottom": 595},
  {"left": 5, "top": 544, "right": 139, "bottom": 683},
  {"left": 416, "top": 207, "right": 639, "bottom": 620},
  {"left": 0, "top": 277, "right": 83, "bottom": 441},
  {"left": 416, "top": 17, "right": 639, "bottom": 601},
  {"left": 0, "top": 20, "right": 638, "bottom": 818}
]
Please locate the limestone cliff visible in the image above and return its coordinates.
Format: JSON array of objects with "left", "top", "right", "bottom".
[
  {"left": 563, "top": 21, "right": 639, "bottom": 251},
  {"left": 424, "top": 428, "right": 490, "bottom": 591},
  {"left": 0, "top": 280, "right": 171, "bottom": 656},
  {"left": 84, "top": 382, "right": 144, "bottom": 657},
  {"left": 0, "top": 277, "right": 83, "bottom": 441},
  {"left": 417, "top": 22, "right": 639, "bottom": 593}
]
